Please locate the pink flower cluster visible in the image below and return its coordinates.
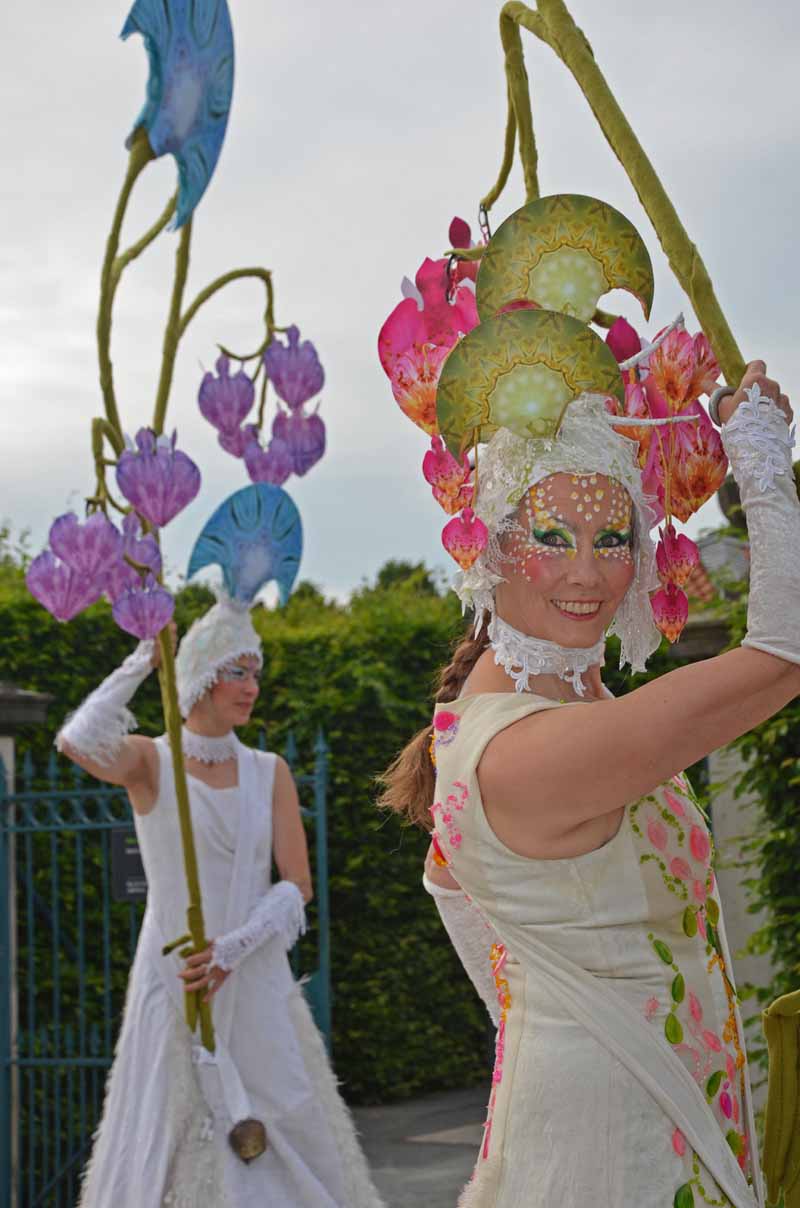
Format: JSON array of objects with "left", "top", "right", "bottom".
[
  {"left": 605, "top": 318, "right": 728, "bottom": 643},
  {"left": 378, "top": 218, "right": 486, "bottom": 571}
]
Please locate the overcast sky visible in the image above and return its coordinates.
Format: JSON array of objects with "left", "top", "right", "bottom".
[{"left": 2, "top": 1, "right": 798, "bottom": 600}]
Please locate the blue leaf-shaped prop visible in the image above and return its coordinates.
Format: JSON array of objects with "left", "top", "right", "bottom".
[
  {"left": 187, "top": 484, "right": 303, "bottom": 606},
  {"left": 121, "top": 0, "right": 234, "bottom": 228}
]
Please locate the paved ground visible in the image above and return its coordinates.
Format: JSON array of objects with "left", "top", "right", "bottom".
[{"left": 352, "top": 1085, "right": 488, "bottom": 1207}]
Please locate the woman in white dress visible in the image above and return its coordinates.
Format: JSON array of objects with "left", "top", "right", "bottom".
[
  {"left": 381, "top": 360, "right": 799, "bottom": 1208},
  {"left": 60, "top": 596, "right": 383, "bottom": 1208}
]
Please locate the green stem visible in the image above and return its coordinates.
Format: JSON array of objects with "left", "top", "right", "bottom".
[
  {"left": 157, "top": 632, "right": 215, "bottom": 1052},
  {"left": 179, "top": 267, "right": 275, "bottom": 351},
  {"left": 152, "top": 220, "right": 193, "bottom": 435},
  {"left": 115, "top": 194, "right": 177, "bottom": 276},
  {"left": 499, "top": 7, "right": 541, "bottom": 203},
  {"left": 96, "top": 127, "right": 155, "bottom": 441},
  {"left": 481, "top": 83, "right": 518, "bottom": 212},
  {"left": 500, "top": 0, "right": 745, "bottom": 384}
]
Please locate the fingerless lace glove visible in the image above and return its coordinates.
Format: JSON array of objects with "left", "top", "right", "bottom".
[
  {"left": 211, "top": 880, "right": 306, "bottom": 973},
  {"left": 56, "top": 640, "right": 155, "bottom": 765},
  {"left": 423, "top": 873, "right": 501, "bottom": 1026},
  {"left": 721, "top": 387, "right": 800, "bottom": 665}
]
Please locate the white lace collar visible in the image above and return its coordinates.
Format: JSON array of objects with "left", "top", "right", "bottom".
[
  {"left": 488, "top": 614, "right": 606, "bottom": 698},
  {"left": 181, "top": 727, "right": 238, "bottom": 765}
]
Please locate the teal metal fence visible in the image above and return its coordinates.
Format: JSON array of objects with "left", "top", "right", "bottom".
[{"left": 0, "top": 731, "right": 330, "bottom": 1207}]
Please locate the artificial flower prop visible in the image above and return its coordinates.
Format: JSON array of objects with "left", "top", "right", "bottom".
[
  {"left": 112, "top": 575, "right": 175, "bottom": 640},
  {"left": 121, "top": 0, "right": 235, "bottom": 228},
  {"left": 186, "top": 483, "right": 302, "bottom": 607},
  {"left": 651, "top": 581, "right": 689, "bottom": 645},
  {"left": 606, "top": 317, "right": 642, "bottom": 365},
  {"left": 436, "top": 307, "right": 624, "bottom": 458},
  {"left": 198, "top": 356, "right": 255, "bottom": 451},
  {"left": 49, "top": 511, "right": 122, "bottom": 583},
  {"left": 422, "top": 436, "right": 473, "bottom": 515},
  {"left": 263, "top": 326, "right": 325, "bottom": 409},
  {"left": 441, "top": 507, "right": 489, "bottom": 571},
  {"left": 105, "top": 513, "right": 163, "bottom": 603},
  {"left": 656, "top": 523, "right": 700, "bottom": 590},
  {"left": 378, "top": 221, "right": 480, "bottom": 435},
  {"left": 272, "top": 409, "right": 326, "bottom": 477},
  {"left": 116, "top": 429, "right": 201, "bottom": 527},
  {"left": 26, "top": 551, "right": 104, "bottom": 623},
  {"left": 475, "top": 195, "right": 654, "bottom": 324},
  {"left": 243, "top": 433, "right": 293, "bottom": 486}
]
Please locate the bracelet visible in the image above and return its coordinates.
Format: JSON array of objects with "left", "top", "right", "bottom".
[{"left": 708, "top": 385, "right": 736, "bottom": 427}]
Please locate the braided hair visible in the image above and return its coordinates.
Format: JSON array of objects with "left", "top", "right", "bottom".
[{"left": 377, "top": 620, "right": 489, "bottom": 828}]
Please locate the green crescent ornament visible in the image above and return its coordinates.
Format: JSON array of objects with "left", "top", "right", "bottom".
[
  {"left": 476, "top": 194, "right": 655, "bottom": 324},
  {"left": 436, "top": 308, "right": 625, "bottom": 458}
]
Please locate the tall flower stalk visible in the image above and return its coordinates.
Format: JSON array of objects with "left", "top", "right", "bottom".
[{"left": 27, "top": 1, "right": 326, "bottom": 1053}]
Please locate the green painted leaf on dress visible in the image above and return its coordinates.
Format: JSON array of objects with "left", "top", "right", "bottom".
[
  {"left": 726, "top": 1129, "right": 745, "bottom": 1157},
  {"left": 674, "top": 1184, "right": 695, "bottom": 1208},
  {"left": 706, "top": 897, "right": 720, "bottom": 926},
  {"left": 654, "top": 939, "right": 674, "bottom": 965},
  {"left": 682, "top": 907, "right": 698, "bottom": 937},
  {"left": 706, "top": 1070, "right": 724, "bottom": 1098},
  {"left": 665, "top": 1013, "right": 684, "bottom": 1044},
  {"left": 671, "top": 973, "right": 686, "bottom": 1004}
]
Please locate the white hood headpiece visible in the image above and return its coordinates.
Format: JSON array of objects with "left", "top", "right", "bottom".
[
  {"left": 455, "top": 394, "right": 663, "bottom": 673},
  {"left": 176, "top": 482, "right": 303, "bottom": 717}
]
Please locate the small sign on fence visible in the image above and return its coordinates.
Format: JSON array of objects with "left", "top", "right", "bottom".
[{"left": 111, "top": 829, "right": 147, "bottom": 903}]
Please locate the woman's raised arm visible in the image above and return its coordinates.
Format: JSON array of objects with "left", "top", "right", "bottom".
[{"left": 482, "top": 362, "right": 800, "bottom": 849}]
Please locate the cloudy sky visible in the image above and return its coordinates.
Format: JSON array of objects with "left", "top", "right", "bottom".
[{"left": 2, "top": 1, "right": 798, "bottom": 599}]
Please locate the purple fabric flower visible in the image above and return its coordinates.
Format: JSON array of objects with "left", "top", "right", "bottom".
[
  {"left": 218, "top": 421, "right": 259, "bottom": 459},
  {"left": 198, "top": 356, "right": 255, "bottom": 455},
  {"left": 244, "top": 433, "right": 294, "bottom": 485},
  {"left": 26, "top": 551, "right": 103, "bottom": 622},
  {"left": 112, "top": 575, "right": 174, "bottom": 639},
  {"left": 105, "top": 513, "right": 163, "bottom": 603},
  {"left": 263, "top": 326, "right": 324, "bottom": 410},
  {"left": 49, "top": 511, "right": 122, "bottom": 581},
  {"left": 273, "top": 409, "right": 326, "bottom": 477},
  {"left": 116, "top": 428, "right": 201, "bottom": 527}
]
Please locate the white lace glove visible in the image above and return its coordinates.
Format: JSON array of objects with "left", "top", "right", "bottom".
[
  {"left": 211, "top": 880, "right": 306, "bottom": 973},
  {"left": 422, "top": 873, "right": 501, "bottom": 1027},
  {"left": 56, "top": 640, "right": 155, "bottom": 765},
  {"left": 721, "top": 386, "right": 799, "bottom": 665}
]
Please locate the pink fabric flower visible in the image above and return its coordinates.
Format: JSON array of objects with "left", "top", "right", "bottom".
[
  {"left": 645, "top": 996, "right": 660, "bottom": 1021},
  {"left": 647, "top": 818, "right": 669, "bottom": 851},
  {"left": 702, "top": 1030, "right": 722, "bottom": 1053},
  {"left": 434, "top": 711, "right": 458, "bottom": 732},
  {"left": 726, "top": 1054, "right": 737, "bottom": 1082},
  {"left": 692, "top": 879, "right": 707, "bottom": 904},
  {"left": 441, "top": 508, "right": 488, "bottom": 571},
  {"left": 422, "top": 436, "right": 473, "bottom": 515},
  {"left": 672, "top": 1127, "right": 687, "bottom": 1158},
  {"left": 720, "top": 1091, "right": 733, "bottom": 1119},
  {"left": 606, "top": 317, "right": 642, "bottom": 364},
  {"left": 656, "top": 523, "right": 700, "bottom": 589},
  {"left": 651, "top": 582, "right": 689, "bottom": 644},
  {"left": 688, "top": 992, "right": 703, "bottom": 1023},
  {"left": 690, "top": 825, "right": 711, "bottom": 864}
]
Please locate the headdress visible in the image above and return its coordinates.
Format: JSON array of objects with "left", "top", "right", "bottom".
[
  {"left": 378, "top": 195, "right": 728, "bottom": 667},
  {"left": 176, "top": 482, "right": 302, "bottom": 716}
]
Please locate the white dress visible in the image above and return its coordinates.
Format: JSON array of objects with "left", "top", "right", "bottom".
[
  {"left": 78, "top": 736, "right": 384, "bottom": 1208},
  {"left": 431, "top": 693, "right": 765, "bottom": 1208}
]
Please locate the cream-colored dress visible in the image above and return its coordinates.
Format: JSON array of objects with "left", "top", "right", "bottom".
[
  {"left": 430, "top": 693, "right": 764, "bottom": 1208},
  {"left": 79, "top": 737, "right": 383, "bottom": 1208}
]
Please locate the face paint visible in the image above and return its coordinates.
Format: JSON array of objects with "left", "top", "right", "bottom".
[
  {"left": 218, "top": 659, "right": 262, "bottom": 686},
  {"left": 520, "top": 474, "right": 633, "bottom": 572}
]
